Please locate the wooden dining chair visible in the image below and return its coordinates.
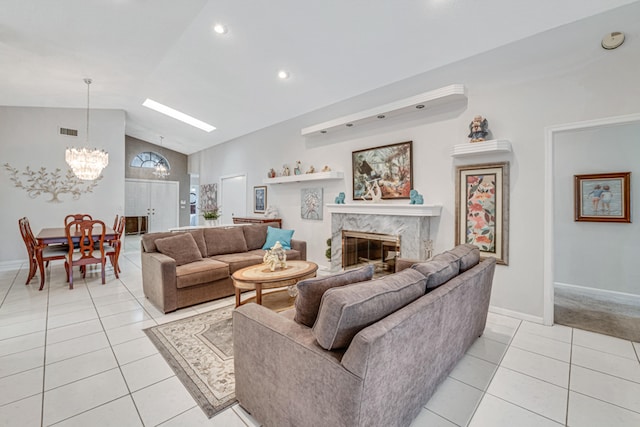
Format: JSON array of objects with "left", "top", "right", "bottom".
[
  {"left": 64, "top": 219, "right": 117, "bottom": 289},
  {"left": 64, "top": 214, "right": 93, "bottom": 232},
  {"left": 112, "top": 214, "right": 119, "bottom": 231},
  {"left": 18, "top": 217, "right": 67, "bottom": 287},
  {"left": 106, "top": 216, "right": 125, "bottom": 274}
]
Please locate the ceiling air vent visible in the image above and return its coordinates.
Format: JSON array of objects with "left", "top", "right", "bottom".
[{"left": 59, "top": 127, "right": 78, "bottom": 136}]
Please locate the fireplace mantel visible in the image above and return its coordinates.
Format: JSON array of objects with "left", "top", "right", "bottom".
[{"left": 326, "top": 203, "right": 442, "bottom": 217}]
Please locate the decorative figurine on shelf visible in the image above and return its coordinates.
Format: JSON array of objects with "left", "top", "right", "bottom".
[
  {"left": 264, "top": 205, "right": 279, "bottom": 218},
  {"left": 321, "top": 165, "right": 331, "bottom": 172},
  {"left": 409, "top": 189, "right": 424, "bottom": 205},
  {"left": 362, "top": 179, "right": 382, "bottom": 203},
  {"left": 468, "top": 115, "right": 490, "bottom": 142},
  {"left": 267, "top": 168, "right": 277, "bottom": 178},
  {"left": 263, "top": 241, "right": 287, "bottom": 271},
  {"left": 306, "top": 165, "right": 315, "bottom": 174},
  {"left": 294, "top": 160, "right": 302, "bottom": 175},
  {"left": 282, "top": 164, "right": 290, "bottom": 176},
  {"left": 334, "top": 192, "right": 346, "bottom": 204}
]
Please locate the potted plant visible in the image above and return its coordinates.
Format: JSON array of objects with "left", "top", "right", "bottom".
[{"left": 201, "top": 205, "right": 221, "bottom": 226}]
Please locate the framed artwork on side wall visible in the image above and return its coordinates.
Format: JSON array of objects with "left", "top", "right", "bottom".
[
  {"left": 301, "top": 188, "right": 323, "bottom": 220},
  {"left": 574, "top": 172, "right": 631, "bottom": 223},
  {"left": 352, "top": 141, "right": 413, "bottom": 200},
  {"left": 455, "top": 162, "right": 510, "bottom": 265},
  {"left": 253, "top": 186, "right": 267, "bottom": 214}
]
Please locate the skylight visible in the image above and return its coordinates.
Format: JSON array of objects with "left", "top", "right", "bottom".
[{"left": 142, "top": 99, "right": 216, "bottom": 132}]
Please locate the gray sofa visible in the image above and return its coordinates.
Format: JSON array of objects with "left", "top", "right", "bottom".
[
  {"left": 141, "top": 224, "right": 306, "bottom": 313},
  {"left": 233, "top": 244, "right": 495, "bottom": 427}
]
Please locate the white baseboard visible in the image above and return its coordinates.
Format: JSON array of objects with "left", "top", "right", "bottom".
[
  {"left": 0, "top": 259, "right": 26, "bottom": 272},
  {"left": 489, "top": 305, "right": 544, "bottom": 325},
  {"left": 554, "top": 282, "right": 640, "bottom": 304}
]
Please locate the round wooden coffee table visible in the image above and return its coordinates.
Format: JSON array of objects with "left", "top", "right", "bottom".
[{"left": 232, "top": 260, "right": 318, "bottom": 312}]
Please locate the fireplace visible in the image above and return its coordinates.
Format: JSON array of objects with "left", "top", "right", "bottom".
[
  {"left": 342, "top": 230, "right": 400, "bottom": 275},
  {"left": 328, "top": 203, "right": 442, "bottom": 273}
]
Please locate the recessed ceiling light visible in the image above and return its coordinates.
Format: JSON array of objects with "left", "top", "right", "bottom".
[
  {"left": 278, "top": 70, "right": 290, "bottom": 79},
  {"left": 415, "top": 104, "right": 425, "bottom": 109},
  {"left": 142, "top": 99, "right": 216, "bottom": 132},
  {"left": 213, "top": 24, "right": 228, "bottom": 34}
]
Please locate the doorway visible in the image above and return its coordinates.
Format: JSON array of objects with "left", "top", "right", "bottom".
[
  {"left": 220, "top": 173, "right": 247, "bottom": 224},
  {"left": 544, "top": 113, "right": 640, "bottom": 339}
]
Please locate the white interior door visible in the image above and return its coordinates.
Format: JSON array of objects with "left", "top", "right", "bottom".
[
  {"left": 125, "top": 180, "right": 148, "bottom": 216},
  {"left": 149, "top": 181, "right": 179, "bottom": 232},
  {"left": 125, "top": 179, "right": 179, "bottom": 232},
  {"left": 220, "top": 174, "right": 247, "bottom": 224}
]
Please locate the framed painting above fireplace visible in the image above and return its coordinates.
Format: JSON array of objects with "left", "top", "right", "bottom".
[{"left": 352, "top": 141, "right": 413, "bottom": 200}]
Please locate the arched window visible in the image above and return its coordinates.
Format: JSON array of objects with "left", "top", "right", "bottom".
[{"left": 130, "top": 151, "right": 171, "bottom": 171}]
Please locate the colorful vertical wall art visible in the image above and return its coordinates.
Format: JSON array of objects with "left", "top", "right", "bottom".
[{"left": 455, "top": 162, "right": 510, "bottom": 265}]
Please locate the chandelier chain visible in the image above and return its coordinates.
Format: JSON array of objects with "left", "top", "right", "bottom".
[{"left": 84, "top": 78, "right": 92, "bottom": 144}]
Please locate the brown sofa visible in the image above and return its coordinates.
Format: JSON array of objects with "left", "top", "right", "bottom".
[
  {"left": 233, "top": 244, "right": 495, "bottom": 427},
  {"left": 141, "top": 224, "right": 306, "bottom": 313}
]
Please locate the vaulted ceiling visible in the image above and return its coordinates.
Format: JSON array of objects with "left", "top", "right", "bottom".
[{"left": 1, "top": 0, "right": 637, "bottom": 154}]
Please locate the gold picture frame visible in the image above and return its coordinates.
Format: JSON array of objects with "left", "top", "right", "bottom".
[
  {"left": 455, "top": 162, "right": 510, "bottom": 265},
  {"left": 574, "top": 172, "right": 631, "bottom": 223}
]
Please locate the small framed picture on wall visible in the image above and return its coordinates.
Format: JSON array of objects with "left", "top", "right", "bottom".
[
  {"left": 574, "top": 172, "right": 631, "bottom": 223},
  {"left": 253, "top": 186, "right": 267, "bottom": 214}
]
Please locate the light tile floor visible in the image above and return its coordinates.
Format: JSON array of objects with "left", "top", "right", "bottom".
[{"left": 0, "top": 236, "right": 639, "bottom": 426}]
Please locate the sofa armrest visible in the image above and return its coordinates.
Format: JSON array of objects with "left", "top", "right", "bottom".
[
  {"left": 233, "top": 303, "right": 362, "bottom": 426},
  {"left": 291, "top": 239, "right": 306, "bottom": 260},
  {"left": 141, "top": 251, "right": 178, "bottom": 313}
]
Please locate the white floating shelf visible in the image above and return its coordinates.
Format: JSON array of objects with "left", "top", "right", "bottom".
[
  {"left": 263, "top": 170, "right": 344, "bottom": 184},
  {"left": 451, "top": 139, "right": 512, "bottom": 158},
  {"left": 301, "top": 84, "right": 467, "bottom": 137},
  {"left": 326, "top": 203, "right": 442, "bottom": 217}
]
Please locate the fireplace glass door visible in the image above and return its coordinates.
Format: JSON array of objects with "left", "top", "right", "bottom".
[{"left": 342, "top": 230, "right": 400, "bottom": 275}]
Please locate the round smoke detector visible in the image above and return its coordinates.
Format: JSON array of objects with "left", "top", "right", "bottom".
[{"left": 602, "top": 32, "right": 625, "bottom": 50}]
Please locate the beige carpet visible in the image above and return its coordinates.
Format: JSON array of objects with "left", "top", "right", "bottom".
[
  {"left": 554, "top": 286, "right": 640, "bottom": 342},
  {"left": 144, "top": 305, "right": 237, "bottom": 418}
]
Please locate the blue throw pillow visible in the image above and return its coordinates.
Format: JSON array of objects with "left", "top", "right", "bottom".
[{"left": 262, "top": 226, "right": 295, "bottom": 250}]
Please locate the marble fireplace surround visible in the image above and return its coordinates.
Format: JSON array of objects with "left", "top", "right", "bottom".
[{"left": 327, "top": 203, "right": 442, "bottom": 272}]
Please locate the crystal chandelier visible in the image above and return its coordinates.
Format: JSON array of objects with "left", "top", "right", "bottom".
[
  {"left": 65, "top": 78, "right": 109, "bottom": 180},
  {"left": 153, "top": 136, "right": 170, "bottom": 179}
]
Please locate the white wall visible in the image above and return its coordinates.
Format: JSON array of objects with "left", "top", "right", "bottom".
[
  {"left": 554, "top": 123, "right": 640, "bottom": 295},
  {"left": 189, "top": 8, "right": 640, "bottom": 320},
  {"left": 0, "top": 107, "right": 125, "bottom": 263}
]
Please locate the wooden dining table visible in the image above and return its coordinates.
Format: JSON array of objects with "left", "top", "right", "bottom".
[{"left": 35, "top": 226, "right": 117, "bottom": 290}]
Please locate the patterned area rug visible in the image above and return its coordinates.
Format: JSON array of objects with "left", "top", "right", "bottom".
[{"left": 144, "top": 305, "right": 236, "bottom": 418}]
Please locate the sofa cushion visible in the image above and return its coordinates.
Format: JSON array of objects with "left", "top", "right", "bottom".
[
  {"left": 447, "top": 244, "right": 480, "bottom": 272},
  {"left": 313, "top": 268, "right": 427, "bottom": 350},
  {"left": 154, "top": 233, "right": 203, "bottom": 267},
  {"left": 262, "top": 226, "right": 294, "bottom": 250},
  {"left": 176, "top": 259, "right": 230, "bottom": 289},
  {"left": 211, "top": 253, "right": 264, "bottom": 274},
  {"left": 141, "top": 229, "right": 207, "bottom": 258},
  {"left": 243, "top": 224, "right": 270, "bottom": 250},
  {"left": 188, "top": 229, "right": 208, "bottom": 258},
  {"left": 204, "top": 227, "right": 248, "bottom": 256},
  {"left": 294, "top": 265, "right": 374, "bottom": 327},
  {"left": 411, "top": 251, "right": 460, "bottom": 289}
]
